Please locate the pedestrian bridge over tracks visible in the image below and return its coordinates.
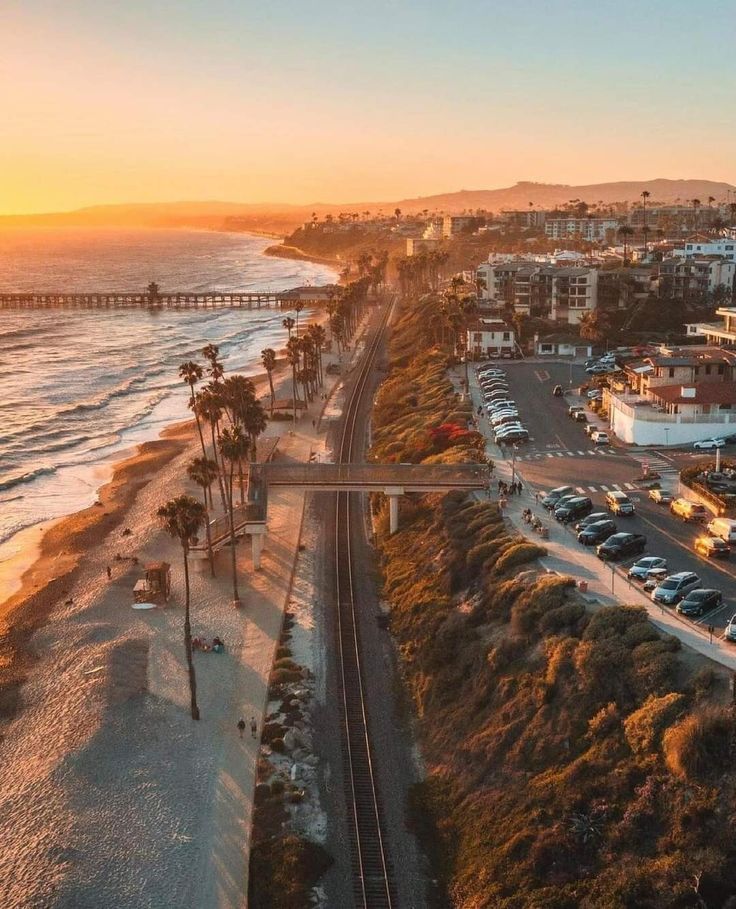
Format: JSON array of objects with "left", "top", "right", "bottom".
[{"left": 192, "top": 462, "right": 489, "bottom": 568}]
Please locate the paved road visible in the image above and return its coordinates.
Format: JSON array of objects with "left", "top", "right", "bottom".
[{"left": 473, "top": 360, "right": 736, "bottom": 632}]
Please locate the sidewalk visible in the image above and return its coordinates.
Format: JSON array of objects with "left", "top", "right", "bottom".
[
  {"left": 464, "top": 365, "right": 736, "bottom": 673},
  {"left": 196, "top": 309, "right": 376, "bottom": 908}
]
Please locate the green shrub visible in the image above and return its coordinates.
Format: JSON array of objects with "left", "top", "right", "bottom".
[
  {"left": 271, "top": 737, "right": 286, "bottom": 753},
  {"left": 271, "top": 668, "right": 302, "bottom": 685},
  {"left": 495, "top": 542, "right": 546, "bottom": 574},
  {"left": 539, "top": 601, "right": 586, "bottom": 635}
]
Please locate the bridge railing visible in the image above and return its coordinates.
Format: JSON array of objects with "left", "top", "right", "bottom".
[{"left": 254, "top": 462, "right": 489, "bottom": 487}]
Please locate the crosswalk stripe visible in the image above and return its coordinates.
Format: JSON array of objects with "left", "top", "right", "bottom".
[
  {"left": 556, "top": 452, "right": 565, "bottom": 457},
  {"left": 625, "top": 483, "right": 635, "bottom": 489},
  {"left": 612, "top": 484, "right": 621, "bottom": 490},
  {"left": 587, "top": 449, "right": 597, "bottom": 456},
  {"left": 546, "top": 453, "right": 555, "bottom": 458},
  {"left": 588, "top": 486, "right": 597, "bottom": 492},
  {"left": 577, "top": 450, "right": 586, "bottom": 455},
  {"left": 576, "top": 487, "right": 586, "bottom": 494},
  {"left": 600, "top": 485, "right": 610, "bottom": 491}
]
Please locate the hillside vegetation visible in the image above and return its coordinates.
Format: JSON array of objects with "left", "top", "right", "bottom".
[{"left": 372, "top": 294, "right": 736, "bottom": 908}]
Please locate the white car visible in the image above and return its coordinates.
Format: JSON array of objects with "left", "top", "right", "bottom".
[
  {"left": 725, "top": 615, "right": 736, "bottom": 643},
  {"left": 628, "top": 556, "right": 667, "bottom": 581},
  {"left": 693, "top": 438, "right": 725, "bottom": 450},
  {"left": 587, "top": 389, "right": 603, "bottom": 399},
  {"left": 592, "top": 431, "right": 610, "bottom": 445}
]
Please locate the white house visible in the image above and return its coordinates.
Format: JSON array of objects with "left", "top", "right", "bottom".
[
  {"left": 534, "top": 335, "right": 593, "bottom": 358},
  {"left": 678, "top": 237, "right": 736, "bottom": 262},
  {"left": 466, "top": 320, "right": 516, "bottom": 359}
]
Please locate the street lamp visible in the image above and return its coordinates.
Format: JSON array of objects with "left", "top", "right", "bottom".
[{"left": 511, "top": 443, "right": 519, "bottom": 485}]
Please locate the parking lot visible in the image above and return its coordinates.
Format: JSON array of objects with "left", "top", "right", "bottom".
[{"left": 472, "top": 359, "right": 736, "bottom": 636}]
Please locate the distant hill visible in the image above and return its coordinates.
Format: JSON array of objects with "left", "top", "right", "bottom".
[
  {"left": 393, "top": 179, "right": 736, "bottom": 213},
  {"left": 1, "top": 179, "right": 734, "bottom": 234}
]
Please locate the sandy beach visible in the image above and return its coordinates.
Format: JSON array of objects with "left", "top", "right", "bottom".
[{"left": 0, "top": 308, "right": 341, "bottom": 908}]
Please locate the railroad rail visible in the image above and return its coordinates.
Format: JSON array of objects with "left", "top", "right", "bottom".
[{"left": 335, "top": 299, "right": 396, "bottom": 908}]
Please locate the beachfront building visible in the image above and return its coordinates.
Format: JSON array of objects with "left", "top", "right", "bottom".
[
  {"left": 474, "top": 260, "right": 598, "bottom": 324},
  {"left": 466, "top": 319, "right": 516, "bottom": 359},
  {"left": 659, "top": 256, "right": 735, "bottom": 300},
  {"left": 686, "top": 307, "right": 736, "bottom": 346},
  {"left": 500, "top": 209, "right": 548, "bottom": 229},
  {"left": 544, "top": 218, "right": 619, "bottom": 241},
  {"left": 607, "top": 343, "right": 736, "bottom": 445},
  {"left": 676, "top": 236, "right": 736, "bottom": 262},
  {"left": 442, "top": 215, "right": 478, "bottom": 238}
]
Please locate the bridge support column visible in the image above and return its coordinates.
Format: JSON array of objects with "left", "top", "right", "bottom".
[
  {"left": 251, "top": 532, "right": 264, "bottom": 570},
  {"left": 384, "top": 486, "right": 405, "bottom": 534}
]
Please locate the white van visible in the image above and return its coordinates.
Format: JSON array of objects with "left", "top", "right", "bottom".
[{"left": 706, "top": 517, "right": 736, "bottom": 544}]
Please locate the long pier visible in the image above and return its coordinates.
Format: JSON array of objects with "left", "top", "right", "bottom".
[{"left": 0, "top": 286, "right": 337, "bottom": 311}]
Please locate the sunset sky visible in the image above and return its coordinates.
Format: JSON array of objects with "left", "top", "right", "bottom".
[{"left": 3, "top": 0, "right": 735, "bottom": 214}]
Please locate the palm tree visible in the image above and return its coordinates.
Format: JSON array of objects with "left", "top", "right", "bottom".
[
  {"left": 179, "top": 361, "right": 209, "bottom": 462},
  {"left": 242, "top": 397, "right": 267, "bottom": 462},
  {"left": 617, "top": 224, "right": 635, "bottom": 265},
  {"left": 193, "top": 386, "right": 228, "bottom": 513},
  {"left": 261, "top": 348, "right": 277, "bottom": 415},
  {"left": 218, "top": 427, "right": 249, "bottom": 607},
  {"left": 641, "top": 190, "right": 650, "bottom": 253},
  {"left": 158, "top": 495, "right": 206, "bottom": 720},
  {"left": 202, "top": 343, "right": 224, "bottom": 383},
  {"left": 294, "top": 301, "right": 305, "bottom": 337},
  {"left": 691, "top": 198, "right": 701, "bottom": 231},
  {"left": 282, "top": 316, "right": 296, "bottom": 339},
  {"left": 286, "top": 337, "right": 302, "bottom": 421},
  {"left": 187, "top": 456, "right": 219, "bottom": 577}
]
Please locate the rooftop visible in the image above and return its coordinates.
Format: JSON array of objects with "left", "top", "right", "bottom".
[{"left": 650, "top": 383, "right": 736, "bottom": 406}]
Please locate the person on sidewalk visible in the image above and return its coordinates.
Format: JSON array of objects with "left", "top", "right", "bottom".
[
  {"left": 250, "top": 717, "right": 258, "bottom": 739},
  {"left": 237, "top": 718, "right": 246, "bottom": 739}
]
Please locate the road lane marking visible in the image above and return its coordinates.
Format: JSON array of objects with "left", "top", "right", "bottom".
[
  {"left": 576, "top": 487, "right": 586, "bottom": 494},
  {"left": 577, "top": 450, "right": 586, "bottom": 455},
  {"left": 625, "top": 483, "right": 635, "bottom": 489},
  {"left": 600, "top": 485, "right": 610, "bottom": 491},
  {"left": 588, "top": 486, "right": 597, "bottom": 491},
  {"left": 546, "top": 453, "right": 554, "bottom": 458}
]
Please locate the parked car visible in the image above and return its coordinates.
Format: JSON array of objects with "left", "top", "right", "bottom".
[
  {"left": 541, "top": 486, "right": 575, "bottom": 509},
  {"left": 574, "top": 411, "right": 588, "bottom": 423},
  {"left": 586, "top": 365, "right": 609, "bottom": 375},
  {"left": 643, "top": 568, "right": 669, "bottom": 591},
  {"left": 587, "top": 389, "right": 603, "bottom": 399},
  {"left": 649, "top": 488, "right": 673, "bottom": 505},
  {"left": 693, "top": 438, "right": 726, "bottom": 450},
  {"left": 578, "top": 519, "right": 617, "bottom": 545},
  {"left": 694, "top": 536, "right": 730, "bottom": 559},
  {"left": 575, "top": 511, "right": 609, "bottom": 531},
  {"left": 706, "top": 517, "right": 736, "bottom": 543},
  {"left": 596, "top": 532, "right": 646, "bottom": 561},
  {"left": 724, "top": 615, "right": 736, "bottom": 642},
  {"left": 555, "top": 496, "right": 593, "bottom": 523},
  {"left": 628, "top": 556, "right": 667, "bottom": 581},
  {"left": 569, "top": 405, "right": 584, "bottom": 417},
  {"left": 497, "top": 429, "right": 529, "bottom": 443},
  {"left": 552, "top": 384, "right": 563, "bottom": 397},
  {"left": 591, "top": 430, "right": 610, "bottom": 445},
  {"left": 651, "top": 571, "right": 701, "bottom": 605},
  {"left": 605, "top": 490, "right": 635, "bottom": 515},
  {"left": 676, "top": 588, "right": 723, "bottom": 617},
  {"left": 670, "top": 498, "right": 709, "bottom": 523}
]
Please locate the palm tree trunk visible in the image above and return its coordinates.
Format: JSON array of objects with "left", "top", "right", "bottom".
[
  {"left": 183, "top": 549, "right": 200, "bottom": 720},
  {"left": 189, "top": 385, "right": 208, "bottom": 462},
  {"left": 226, "top": 466, "right": 240, "bottom": 605},
  {"left": 210, "top": 424, "right": 228, "bottom": 513},
  {"left": 203, "top": 497, "right": 215, "bottom": 578},
  {"left": 267, "top": 370, "right": 275, "bottom": 416}
]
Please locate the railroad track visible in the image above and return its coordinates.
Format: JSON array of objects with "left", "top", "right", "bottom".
[{"left": 334, "top": 298, "right": 396, "bottom": 908}]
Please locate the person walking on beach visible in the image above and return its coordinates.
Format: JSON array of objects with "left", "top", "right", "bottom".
[
  {"left": 250, "top": 717, "right": 258, "bottom": 739},
  {"left": 106, "top": 565, "right": 112, "bottom": 579},
  {"left": 237, "top": 718, "right": 246, "bottom": 739}
]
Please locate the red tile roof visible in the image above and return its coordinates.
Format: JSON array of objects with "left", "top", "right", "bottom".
[{"left": 650, "top": 383, "right": 736, "bottom": 405}]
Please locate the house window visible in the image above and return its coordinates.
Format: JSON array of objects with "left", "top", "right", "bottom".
[
  {"left": 541, "top": 343, "right": 553, "bottom": 352},
  {"left": 705, "top": 364, "right": 712, "bottom": 375},
  {"left": 718, "top": 364, "right": 725, "bottom": 374},
  {"left": 503, "top": 332, "right": 510, "bottom": 341},
  {"left": 668, "top": 367, "right": 675, "bottom": 378},
  {"left": 473, "top": 333, "right": 482, "bottom": 342}
]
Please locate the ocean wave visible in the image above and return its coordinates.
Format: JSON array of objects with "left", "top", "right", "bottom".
[{"left": 0, "top": 465, "right": 56, "bottom": 493}]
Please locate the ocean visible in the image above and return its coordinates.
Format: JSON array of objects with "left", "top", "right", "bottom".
[{"left": 0, "top": 228, "right": 336, "bottom": 592}]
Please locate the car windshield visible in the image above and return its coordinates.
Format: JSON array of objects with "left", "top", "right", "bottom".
[
  {"left": 660, "top": 579, "right": 680, "bottom": 590},
  {"left": 588, "top": 521, "right": 611, "bottom": 530},
  {"left": 638, "top": 558, "right": 657, "bottom": 567},
  {"left": 687, "top": 591, "right": 708, "bottom": 601},
  {"left": 607, "top": 534, "right": 629, "bottom": 543}
]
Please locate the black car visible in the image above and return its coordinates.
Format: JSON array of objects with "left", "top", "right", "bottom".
[
  {"left": 676, "top": 588, "right": 723, "bottom": 617},
  {"left": 575, "top": 511, "right": 609, "bottom": 532},
  {"left": 553, "top": 384, "right": 563, "bottom": 397},
  {"left": 578, "top": 519, "right": 617, "bottom": 546},
  {"left": 554, "top": 496, "right": 593, "bottom": 523},
  {"left": 596, "top": 532, "right": 647, "bottom": 561}
]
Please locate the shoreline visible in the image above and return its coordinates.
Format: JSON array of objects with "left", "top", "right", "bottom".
[
  {"left": 0, "top": 308, "right": 329, "bottom": 726},
  {"left": 263, "top": 242, "right": 342, "bottom": 268}
]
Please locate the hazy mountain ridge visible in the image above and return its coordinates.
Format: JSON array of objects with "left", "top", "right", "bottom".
[{"left": 1, "top": 179, "right": 734, "bottom": 234}]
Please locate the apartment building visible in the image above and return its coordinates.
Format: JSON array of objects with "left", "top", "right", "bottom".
[
  {"left": 687, "top": 307, "right": 736, "bottom": 346},
  {"left": 679, "top": 237, "right": 736, "bottom": 262},
  {"left": 544, "top": 218, "right": 619, "bottom": 241},
  {"left": 659, "top": 256, "right": 735, "bottom": 300},
  {"left": 442, "top": 215, "right": 477, "bottom": 238},
  {"left": 475, "top": 261, "right": 598, "bottom": 324},
  {"left": 500, "top": 209, "right": 548, "bottom": 229}
]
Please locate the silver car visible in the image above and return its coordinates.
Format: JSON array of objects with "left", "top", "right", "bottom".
[{"left": 628, "top": 556, "right": 667, "bottom": 581}]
